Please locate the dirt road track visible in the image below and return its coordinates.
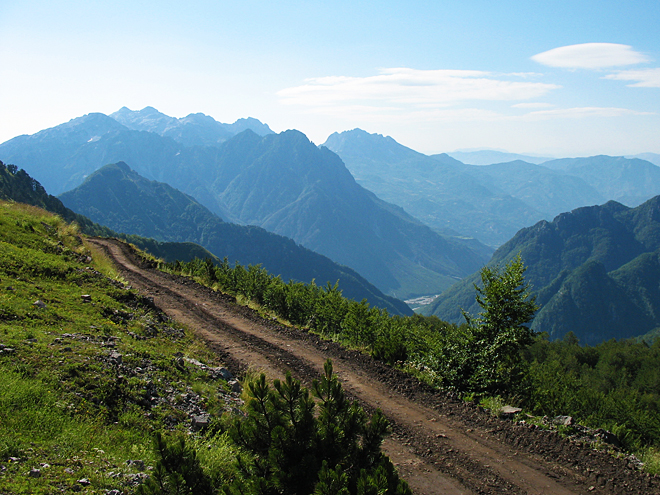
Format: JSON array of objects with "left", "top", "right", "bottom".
[{"left": 90, "top": 238, "right": 660, "bottom": 495}]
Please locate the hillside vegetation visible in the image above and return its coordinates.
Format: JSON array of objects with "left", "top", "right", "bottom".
[
  {"left": 0, "top": 201, "right": 234, "bottom": 493},
  {"left": 162, "top": 252, "right": 660, "bottom": 470},
  {"left": 0, "top": 201, "right": 407, "bottom": 494},
  {"left": 427, "top": 196, "right": 660, "bottom": 345},
  {"left": 4, "top": 191, "right": 660, "bottom": 488}
]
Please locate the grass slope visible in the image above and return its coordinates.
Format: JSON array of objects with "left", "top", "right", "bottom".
[{"left": 0, "top": 202, "right": 239, "bottom": 494}]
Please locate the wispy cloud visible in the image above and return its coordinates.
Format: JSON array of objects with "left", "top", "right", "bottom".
[
  {"left": 277, "top": 67, "right": 652, "bottom": 126},
  {"left": 292, "top": 103, "right": 650, "bottom": 125},
  {"left": 512, "top": 102, "right": 554, "bottom": 109},
  {"left": 277, "top": 68, "right": 560, "bottom": 109},
  {"left": 604, "top": 68, "right": 660, "bottom": 88},
  {"left": 532, "top": 43, "right": 649, "bottom": 69}
]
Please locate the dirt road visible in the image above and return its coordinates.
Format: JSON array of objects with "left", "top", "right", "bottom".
[{"left": 90, "top": 238, "right": 659, "bottom": 494}]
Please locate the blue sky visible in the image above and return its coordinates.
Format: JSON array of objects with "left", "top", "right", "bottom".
[{"left": 1, "top": 0, "right": 659, "bottom": 156}]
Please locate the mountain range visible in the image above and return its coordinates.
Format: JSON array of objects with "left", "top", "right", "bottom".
[
  {"left": 424, "top": 196, "right": 660, "bottom": 345},
  {"left": 443, "top": 150, "right": 660, "bottom": 168},
  {"left": 325, "top": 129, "right": 660, "bottom": 247},
  {"left": 0, "top": 109, "right": 489, "bottom": 300},
  {"left": 5, "top": 107, "right": 660, "bottom": 343}
]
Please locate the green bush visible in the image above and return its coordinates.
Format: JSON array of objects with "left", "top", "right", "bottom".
[
  {"left": 223, "top": 360, "right": 411, "bottom": 495},
  {"left": 136, "top": 432, "right": 214, "bottom": 495}
]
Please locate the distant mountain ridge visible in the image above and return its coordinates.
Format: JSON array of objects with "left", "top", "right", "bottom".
[
  {"left": 425, "top": 196, "right": 660, "bottom": 345},
  {"left": 542, "top": 155, "right": 660, "bottom": 207},
  {"left": 324, "top": 129, "right": 546, "bottom": 247},
  {"left": 444, "top": 150, "right": 553, "bottom": 165},
  {"left": 58, "top": 161, "right": 412, "bottom": 315},
  {"left": 109, "top": 106, "right": 273, "bottom": 147},
  {"left": 325, "top": 129, "right": 660, "bottom": 247},
  {"left": 627, "top": 153, "right": 660, "bottom": 167}
]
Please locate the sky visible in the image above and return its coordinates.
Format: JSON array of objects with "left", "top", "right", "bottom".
[{"left": 1, "top": 1, "right": 659, "bottom": 157}]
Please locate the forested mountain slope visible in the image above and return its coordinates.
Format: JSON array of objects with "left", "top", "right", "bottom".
[{"left": 425, "top": 196, "right": 660, "bottom": 344}]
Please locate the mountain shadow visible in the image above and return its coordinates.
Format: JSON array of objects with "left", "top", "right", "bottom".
[{"left": 59, "top": 161, "right": 412, "bottom": 315}]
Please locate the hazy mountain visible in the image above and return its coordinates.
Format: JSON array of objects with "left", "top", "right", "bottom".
[
  {"left": 204, "top": 129, "right": 488, "bottom": 299},
  {"left": 58, "top": 161, "right": 412, "bottom": 315},
  {"left": 0, "top": 114, "right": 489, "bottom": 300},
  {"left": 627, "top": 153, "right": 660, "bottom": 167},
  {"left": 324, "top": 129, "right": 543, "bottom": 247},
  {"left": 543, "top": 155, "right": 660, "bottom": 206},
  {"left": 0, "top": 113, "right": 130, "bottom": 195},
  {"left": 110, "top": 106, "right": 273, "bottom": 147},
  {"left": 0, "top": 112, "right": 225, "bottom": 197},
  {"left": 444, "top": 150, "right": 552, "bottom": 165},
  {"left": 325, "top": 129, "right": 660, "bottom": 248},
  {"left": 424, "top": 197, "right": 660, "bottom": 345},
  {"left": 459, "top": 160, "right": 606, "bottom": 219}
]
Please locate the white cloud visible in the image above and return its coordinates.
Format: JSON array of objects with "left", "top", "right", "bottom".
[
  {"left": 531, "top": 43, "right": 649, "bottom": 69},
  {"left": 277, "top": 68, "right": 560, "bottom": 109},
  {"left": 605, "top": 68, "right": 660, "bottom": 88},
  {"left": 512, "top": 102, "right": 554, "bottom": 109},
  {"left": 276, "top": 68, "right": 652, "bottom": 127}
]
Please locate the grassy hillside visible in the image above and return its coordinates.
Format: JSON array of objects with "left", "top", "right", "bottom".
[{"left": 0, "top": 202, "right": 240, "bottom": 493}]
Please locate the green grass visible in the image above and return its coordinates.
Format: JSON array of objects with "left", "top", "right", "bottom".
[{"left": 0, "top": 202, "right": 238, "bottom": 494}]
